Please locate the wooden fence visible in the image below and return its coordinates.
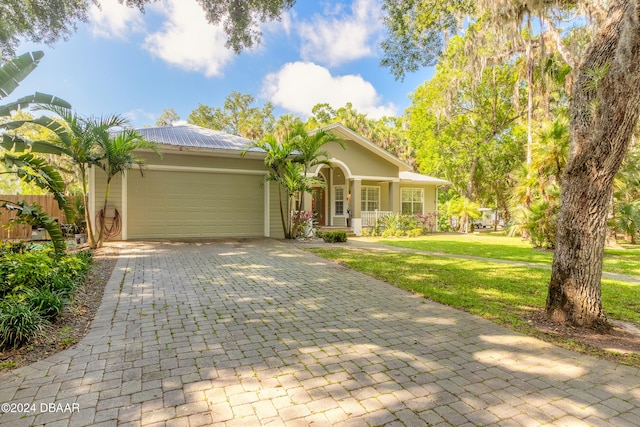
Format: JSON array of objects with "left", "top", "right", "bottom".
[{"left": 0, "top": 195, "right": 70, "bottom": 240}]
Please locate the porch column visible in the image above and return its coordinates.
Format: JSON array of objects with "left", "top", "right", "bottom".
[
  {"left": 121, "top": 171, "right": 128, "bottom": 240},
  {"left": 389, "top": 180, "right": 400, "bottom": 213},
  {"left": 303, "top": 191, "right": 312, "bottom": 213},
  {"left": 351, "top": 179, "right": 362, "bottom": 236}
]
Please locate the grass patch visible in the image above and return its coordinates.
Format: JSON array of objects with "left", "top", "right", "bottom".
[
  {"left": 312, "top": 248, "right": 547, "bottom": 329},
  {"left": 310, "top": 247, "right": 640, "bottom": 331},
  {"left": 378, "top": 234, "right": 640, "bottom": 276}
]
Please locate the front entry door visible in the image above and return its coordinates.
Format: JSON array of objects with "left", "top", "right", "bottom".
[{"left": 312, "top": 187, "right": 325, "bottom": 226}]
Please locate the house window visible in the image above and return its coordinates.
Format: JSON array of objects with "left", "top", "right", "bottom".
[
  {"left": 401, "top": 188, "right": 424, "bottom": 214},
  {"left": 334, "top": 186, "right": 345, "bottom": 216},
  {"left": 361, "top": 186, "right": 380, "bottom": 211}
]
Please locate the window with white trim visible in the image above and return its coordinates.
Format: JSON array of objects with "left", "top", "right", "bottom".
[
  {"left": 401, "top": 188, "right": 424, "bottom": 214},
  {"left": 361, "top": 186, "right": 380, "bottom": 211},
  {"left": 334, "top": 186, "right": 345, "bottom": 216}
]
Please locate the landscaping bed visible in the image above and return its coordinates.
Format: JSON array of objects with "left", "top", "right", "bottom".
[{"left": 0, "top": 245, "right": 118, "bottom": 371}]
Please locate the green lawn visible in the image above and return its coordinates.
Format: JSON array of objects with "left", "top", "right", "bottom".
[
  {"left": 310, "top": 247, "right": 640, "bottom": 363},
  {"left": 378, "top": 234, "right": 640, "bottom": 277}
]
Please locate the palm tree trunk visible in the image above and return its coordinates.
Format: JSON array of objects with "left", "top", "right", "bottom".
[
  {"left": 277, "top": 183, "right": 289, "bottom": 239},
  {"left": 97, "top": 177, "right": 111, "bottom": 248},
  {"left": 80, "top": 166, "right": 97, "bottom": 249}
]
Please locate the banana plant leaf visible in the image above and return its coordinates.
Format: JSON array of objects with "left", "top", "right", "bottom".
[
  {"left": 0, "top": 52, "right": 44, "bottom": 99},
  {"left": 0, "top": 200, "right": 66, "bottom": 257},
  {"left": 0, "top": 92, "right": 71, "bottom": 116},
  {"left": 0, "top": 134, "right": 68, "bottom": 155},
  {"left": 1, "top": 152, "right": 72, "bottom": 222}
]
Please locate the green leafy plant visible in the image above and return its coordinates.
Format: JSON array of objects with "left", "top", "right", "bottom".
[
  {"left": 0, "top": 249, "right": 54, "bottom": 296},
  {"left": 406, "top": 228, "right": 423, "bottom": 238},
  {"left": 25, "top": 287, "right": 64, "bottom": 320},
  {"left": 0, "top": 299, "right": 48, "bottom": 348},
  {"left": 321, "top": 230, "right": 347, "bottom": 243}
]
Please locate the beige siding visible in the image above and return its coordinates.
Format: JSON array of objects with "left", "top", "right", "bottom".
[
  {"left": 324, "top": 140, "right": 398, "bottom": 178},
  {"left": 333, "top": 217, "right": 347, "bottom": 227},
  {"left": 269, "top": 181, "right": 285, "bottom": 238},
  {"left": 136, "top": 151, "right": 265, "bottom": 172},
  {"left": 93, "top": 171, "right": 123, "bottom": 240},
  {"left": 127, "top": 170, "right": 263, "bottom": 239}
]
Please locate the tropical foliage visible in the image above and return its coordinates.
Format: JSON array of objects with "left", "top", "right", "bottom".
[
  {"left": 188, "top": 92, "right": 275, "bottom": 140},
  {"left": 0, "top": 52, "right": 73, "bottom": 256},
  {"left": 94, "top": 126, "right": 159, "bottom": 247},
  {"left": 242, "top": 125, "right": 339, "bottom": 239},
  {"left": 0, "top": 244, "right": 90, "bottom": 348}
]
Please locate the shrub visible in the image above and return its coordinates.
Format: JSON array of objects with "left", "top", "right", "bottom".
[
  {"left": 0, "top": 249, "right": 90, "bottom": 298},
  {"left": 394, "top": 229, "right": 405, "bottom": 237},
  {"left": 407, "top": 228, "right": 423, "bottom": 238},
  {"left": 0, "top": 300, "right": 48, "bottom": 349},
  {"left": 0, "top": 248, "right": 91, "bottom": 348},
  {"left": 26, "top": 287, "right": 65, "bottom": 320},
  {"left": 0, "top": 250, "right": 54, "bottom": 296},
  {"left": 381, "top": 229, "right": 396, "bottom": 238},
  {"left": 0, "top": 241, "right": 28, "bottom": 255},
  {"left": 360, "top": 228, "right": 371, "bottom": 237},
  {"left": 322, "top": 230, "right": 347, "bottom": 243}
]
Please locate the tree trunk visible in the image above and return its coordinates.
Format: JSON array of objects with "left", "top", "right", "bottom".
[
  {"left": 97, "top": 177, "right": 112, "bottom": 248},
  {"left": 80, "top": 166, "right": 97, "bottom": 249},
  {"left": 466, "top": 155, "right": 478, "bottom": 200},
  {"left": 547, "top": 1, "right": 640, "bottom": 327}
]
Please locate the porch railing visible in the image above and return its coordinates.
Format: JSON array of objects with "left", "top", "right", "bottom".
[{"left": 361, "top": 210, "right": 394, "bottom": 227}]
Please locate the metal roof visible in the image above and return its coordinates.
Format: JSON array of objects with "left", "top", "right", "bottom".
[
  {"left": 399, "top": 171, "right": 451, "bottom": 185},
  {"left": 136, "top": 124, "right": 262, "bottom": 152}
]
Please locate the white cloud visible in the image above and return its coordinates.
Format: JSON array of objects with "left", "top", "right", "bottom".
[
  {"left": 123, "top": 108, "right": 156, "bottom": 126},
  {"left": 143, "top": 0, "right": 234, "bottom": 77},
  {"left": 297, "top": 0, "right": 383, "bottom": 67},
  {"left": 262, "top": 62, "right": 396, "bottom": 119},
  {"left": 89, "top": 0, "right": 144, "bottom": 39}
]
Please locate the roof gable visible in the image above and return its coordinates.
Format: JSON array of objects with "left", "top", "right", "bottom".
[{"left": 316, "top": 123, "right": 413, "bottom": 172}]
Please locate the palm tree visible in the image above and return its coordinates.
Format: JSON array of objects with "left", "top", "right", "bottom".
[
  {"left": 273, "top": 114, "right": 304, "bottom": 142},
  {"left": 291, "top": 124, "right": 343, "bottom": 213},
  {"left": 242, "top": 133, "right": 295, "bottom": 238},
  {"left": 94, "top": 126, "right": 159, "bottom": 247},
  {"left": 16, "top": 107, "right": 129, "bottom": 248}
]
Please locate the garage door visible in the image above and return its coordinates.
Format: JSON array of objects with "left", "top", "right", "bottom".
[{"left": 127, "top": 170, "right": 264, "bottom": 239}]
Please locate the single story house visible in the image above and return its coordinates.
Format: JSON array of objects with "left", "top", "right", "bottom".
[{"left": 89, "top": 123, "right": 450, "bottom": 240}]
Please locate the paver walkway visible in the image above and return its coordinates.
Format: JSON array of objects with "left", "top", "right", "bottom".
[{"left": 1, "top": 239, "right": 639, "bottom": 426}]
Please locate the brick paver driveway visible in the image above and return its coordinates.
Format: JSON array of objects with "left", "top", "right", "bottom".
[{"left": 1, "top": 239, "right": 640, "bottom": 426}]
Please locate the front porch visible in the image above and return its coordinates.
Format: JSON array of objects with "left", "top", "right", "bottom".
[{"left": 307, "top": 164, "right": 401, "bottom": 236}]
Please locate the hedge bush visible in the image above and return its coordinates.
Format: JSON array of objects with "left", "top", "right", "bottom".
[{"left": 321, "top": 230, "right": 347, "bottom": 243}]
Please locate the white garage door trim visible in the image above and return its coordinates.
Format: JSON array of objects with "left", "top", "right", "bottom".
[{"left": 122, "top": 164, "right": 269, "bottom": 240}]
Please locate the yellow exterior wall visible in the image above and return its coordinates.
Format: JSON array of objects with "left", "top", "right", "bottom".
[
  {"left": 92, "top": 170, "right": 123, "bottom": 240},
  {"left": 269, "top": 181, "right": 285, "bottom": 238},
  {"left": 136, "top": 150, "right": 265, "bottom": 172},
  {"left": 324, "top": 140, "right": 399, "bottom": 178}
]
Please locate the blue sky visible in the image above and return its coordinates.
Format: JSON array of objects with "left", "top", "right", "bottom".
[{"left": 14, "top": 0, "right": 433, "bottom": 129}]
